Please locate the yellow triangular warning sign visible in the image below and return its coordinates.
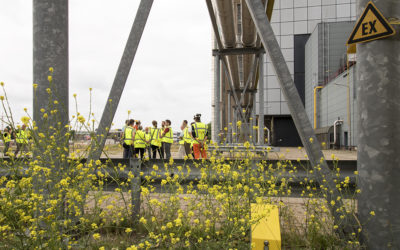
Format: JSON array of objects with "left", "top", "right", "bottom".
[{"left": 347, "top": 1, "right": 395, "bottom": 45}]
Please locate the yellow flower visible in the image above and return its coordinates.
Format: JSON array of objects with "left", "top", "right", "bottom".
[
  {"left": 125, "top": 228, "right": 132, "bottom": 233},
  {"left": 127, "top": 245, "right": 138, "bottom": 250},
  {"left": 89, "top": 87, "right": 92, "bottom": 91},
  {"left": 309, "top": 137, "right": 314, "bottom": 143},
  {"left": 354, "top": 171, "right": 358, "bottom": 175},
  {"left": 174, "top": 218, "right": 182, "bottom": 227},
  {"left": 54, "top": 100, "right": 58, "bottom": 105},
  {"left": 139, "top": 217, "right": 147, "bottom": 224},
  {"left": 99, "top": 247, "right": 105, "bottom": 250},
  {"left": 47, "top": 75, "right": 52, "bottom": 82},
  {"left": 77, "top": 115, "right": 85, "bottom": 124},
  {"left": 33, "top": 83, "right": 38, "bottom": 89},
  {"left": 92, "top": 233, "right": 100, "bottom": 240},
  {"left": 21, "top": 116, "right": 30, "bottom": 125},
  {"left": 49, "top": 67, "right": 54, "bottom": 73},
  {"left": 0, "top": 96, "right": 4, "bottom": 101},
  {"left": 236, "top": 120, "right": 242, "bottom": 127},
  {"left": 0, "top": 82, "right": 3, "bottom": 86},
  {"left": 46, "top": 88, "right": 51, "bottom": 94},
  {"left": 370, "top": 211, "right": 375, "bottom": 216},
  {"left": 40, "top": 108, "right": 45, "bottom": 113},
  {"left": 73, "top": 93, "right": 77, "bottom": 98}
]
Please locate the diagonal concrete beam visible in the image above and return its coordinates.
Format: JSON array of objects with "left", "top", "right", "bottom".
[
  {"left": 89, "top": 0, "right": 153, "bottom": 160},
  {"left": 245, "top": 0, "right": 352, "bottom": 236}
]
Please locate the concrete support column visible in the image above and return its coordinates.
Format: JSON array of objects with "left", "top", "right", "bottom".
[
  {"left": 227, "top": 92, "right": 232, "bottom": 144},
  {"left": 213, "top": 55, "right": 221, "bottom": 144},
  {"left": 33, "top": 0, "right": 69, "bottom": 134},
  {"left": 258, "top": 54, "right": 265, "bottom": 145},
  {"left": 357, "top": 0, "right": 400, "bottom": 247}
]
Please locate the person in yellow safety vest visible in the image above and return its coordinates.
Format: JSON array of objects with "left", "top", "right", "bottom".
[
  {"left": 178, "top": 123, "right": 186, "bottom": 158},
  {"left": 122, "top": 119, "right": 135, "bottom": 158},
  {"left": 133, "top": 125, "right": 146, "bottom": 159},
  {"left": 150, "top": 120, "right": 163, "bottom": 159},
  {"left": 144, "top": 127, "right": 151, "bottom": 159},
  {"left": 160, "top": 121, "right": 166, "bottom": 158},
  {"left": 2, "top": 126, "right": 12, "bottom": 156},
  {"left": 180, "top": 120, "right": 192, "bottom": 157},
  {"left": 15, "top": 124, "right": 29, "bottom": 157},
  {"left": 192, "top": 114, "right": 208, "bottom": 159},
  {"left": 160, "top": 119, "right": 173, "bottom": 160}
]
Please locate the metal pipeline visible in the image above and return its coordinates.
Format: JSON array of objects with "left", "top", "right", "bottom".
[
  {"left": 264, "top": 126, "right": 271, "bottom": 145},
  {"left": 241, "top": 0, "right": 258, "bottom": 106},
  {"left": 214, "top": 0, "right": 240, "bottom": 88},
  {"left": 333, "top": 119, "right": 343, "bottom": 146},
  {"left": 313, "top": 86, "right": 323, "bottom": 129},
  {"left": 246, "top": 0, "right": 272, "bottom": 108}
]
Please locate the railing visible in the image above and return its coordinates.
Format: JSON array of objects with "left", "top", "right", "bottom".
[{"left": 0, "top": 157, "right": 357, "bottom": 220}]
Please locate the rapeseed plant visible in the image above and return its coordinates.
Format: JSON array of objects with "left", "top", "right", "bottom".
[{"left": 0, "top": 71, "right": 373, "bottom": 249}]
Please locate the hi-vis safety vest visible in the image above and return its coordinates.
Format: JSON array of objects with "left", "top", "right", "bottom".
[
  {"left": 163, "top": 127, "right": 173, "bottom": 144},
  {"left": 124, "top": 126, "right": 134, "bottom": 145},
  {"left": 3, "top": 132, "right": 11, "bottom": 143},
  {"left": 193, "top": 122, "right": 207, "bottom": 145},
  {"left": 145, "top": 133, "right": 151, "bottom": 147},
  {"left": 183, "top": 127, "right": 192, "bottom": 144},
  {"left": 16, "top": 130, "right": 28, "bottom": 144},
  {"left": 150, "top": 127, "right": 161, "bottom": 147},
  {"left": 134, "top": 130, "right": 146, "bottom": 149},
  {"left": 161, "top": 128, "right": 165, "bottom": 143}
]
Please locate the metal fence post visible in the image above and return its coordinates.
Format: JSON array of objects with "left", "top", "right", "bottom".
[{"left": 130, "top": 158, "right": 141, "bottom": 220}]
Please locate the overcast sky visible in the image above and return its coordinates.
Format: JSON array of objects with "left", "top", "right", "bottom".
[{"left": 0, "top": 0, "right": 212, "bottom": 131}]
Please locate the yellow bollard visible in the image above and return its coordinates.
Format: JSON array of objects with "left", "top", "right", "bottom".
[{"left": 251, "top": 204, "right": 281, "bottom": 250}]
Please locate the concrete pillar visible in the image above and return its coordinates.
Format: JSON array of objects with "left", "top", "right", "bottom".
[
  {"left": 227, "top": 92, "right": 232, "bottom": 144},
  {"left": 357, "top": 0, "right": 400, "bottom": 247},
  {"left": 258, "top": 54, "right": 265, "bottom": 145},
  {"left": 33, "top": 0, "right": 69, "bottom": 134},
  {"left": 213, "top": 55, "right": 221, "bottom": 143}
]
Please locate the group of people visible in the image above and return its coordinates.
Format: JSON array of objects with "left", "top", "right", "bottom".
[
  {"left": 121, "top": 114, "right": 208, "bottom": 160},
  {"left": 1, "top": 124, "right": 29, "bottom": 157}
]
